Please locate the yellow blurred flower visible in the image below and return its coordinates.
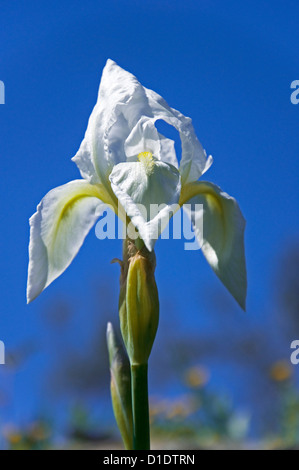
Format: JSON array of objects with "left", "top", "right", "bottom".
[
  {"left": 270, "top": 360, "right": 292, "bottom": 382},
  {"left": 149, "top": 398, "right": 172, "bottom": 424},
  {"left": 2, "top": 425, "right": 22, "bottom": 445},
  {"left": 7, "top": 432, "right": 22, "bottom": 445},
  {"left": 150, "top": 394, "right": 199, "bottom": 423},
  {"left": 184, "top": 365, "right": 210, "bottom": 388},
  {"left": 166, "top": 396, "right": 198, "bottom": 420},
  {"left": 151, "top": 398, "right": 171, "bottom": 412},
  {"left": 167, "top": 404, "right": 186, "bottom": 419}
]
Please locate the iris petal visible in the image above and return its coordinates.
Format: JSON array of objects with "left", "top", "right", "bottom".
[
  {"left": 72, "top": 60, "right": 211, "bottom": 188},
  {"left": 181, "top": 181, "right": 247, "bottom": 310},
  {"left": 110, "top": 160, "right": 181, "bottom": 251},
  {"left": 27, "top": 180, "right": 109, "bottom": 302}
]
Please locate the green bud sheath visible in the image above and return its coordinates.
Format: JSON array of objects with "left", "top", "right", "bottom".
[
  {"left": 117, "top": 239, "right": 159, "bottom": 449},
  {"left": 119, "top": 239, "right": 159, "bottom": 366},
  {"left": 106, "top": 322, "right": 133, "bottom": 450}
]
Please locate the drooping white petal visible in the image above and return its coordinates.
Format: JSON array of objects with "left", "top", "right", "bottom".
[
  {"left": 72, "top": 59, "right": 211, "bottom": 187},
  {"left": 27, "top": 180, "right": 107, "bottom": 303},
  {"left": 181, "top": 181, "right": 247, "bottom": 310},
  {"left": 110, "top": 159, "right": 181, "bottom": 251}
]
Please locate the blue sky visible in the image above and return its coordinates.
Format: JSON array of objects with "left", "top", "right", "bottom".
[{"left": 0, "top": 0, "right": 298, "bottom": 435}]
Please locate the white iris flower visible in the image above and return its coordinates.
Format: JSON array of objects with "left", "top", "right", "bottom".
[{"left": 27, "top": 60, "right": 246, "bottom": 309}]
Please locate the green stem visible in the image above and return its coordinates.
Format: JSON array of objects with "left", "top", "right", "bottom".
[{"left": 131, "top": 363, "right": 150, "bottom": 450}]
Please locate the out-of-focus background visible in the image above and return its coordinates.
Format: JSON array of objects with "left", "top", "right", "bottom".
[{"left": 0, "top": 0, "right": 298, "bottom": 450}]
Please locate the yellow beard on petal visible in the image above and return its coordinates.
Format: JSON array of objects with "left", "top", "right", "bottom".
[{"left": 137, "top": 151, "right": 155, "bottom": 176}]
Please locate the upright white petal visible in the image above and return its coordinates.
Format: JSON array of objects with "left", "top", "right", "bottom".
[
  {"left": 110, "top": 159, "right": 181, "bottom": 251},
  {"left": 72, "top": 59, "right": 149, "bottom": 185},
  {"left": 124, "top": 118, "right": 161, "bottom": 160},
  {"left": 181, "top": 182, "right": 247, "bottom": 310},
  {"left": 72, "top": 60, "right": 211, "bottom": 187},
  {"left": 124, "top": 116, "right": 178, "bottom": 167},
  {"left": 144, "top": 88, "right": 213, "bottom": 183},
  {"left": 27, "top": 180, "right": 107, "bottom": 303}
]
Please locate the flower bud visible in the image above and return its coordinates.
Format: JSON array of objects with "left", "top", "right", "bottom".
[
  {"left": 119, "top": 239, "right": 159, "bottom": 366},
  {"left": 106, "top": 322, "right": 133, "bottom": 449}
]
